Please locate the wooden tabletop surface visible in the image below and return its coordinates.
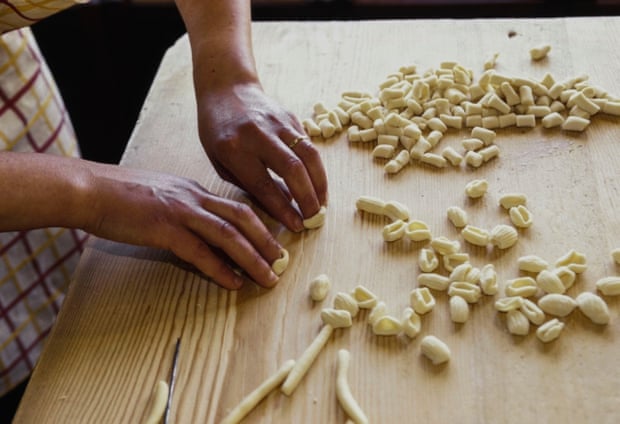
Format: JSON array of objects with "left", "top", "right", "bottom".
[{"left": 14, "top": 17, "right": 620, "bottom": 423}]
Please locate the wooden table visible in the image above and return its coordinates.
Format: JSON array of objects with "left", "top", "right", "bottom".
[{"left": 15, "top": 17, "right": 620, "bottom": 423}]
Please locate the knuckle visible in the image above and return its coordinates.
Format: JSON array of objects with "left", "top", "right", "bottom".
[
  {"left": 282, "top": 154, "right": 305, "bottom": 176},
  {"left": 216, "top": 219, "right": 239, "bottom": 241},
  {"left": 231, "top": 202, "right": 255, "bottom": 222},
  {"left": 250, "top": 175, "right": 277, "bottom": 195}
]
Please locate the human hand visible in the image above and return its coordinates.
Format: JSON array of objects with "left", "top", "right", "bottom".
[
  {"left": 84, "top": 162, "right": 282, "bottom": 289},
  {"left": 195, "top": 82, "right": 328, "bottom": 232}
]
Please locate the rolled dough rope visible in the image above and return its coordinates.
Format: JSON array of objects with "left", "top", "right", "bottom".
[
  {"left": 336, "top": 349, "right": 369, "bottom": 424},
  {"left": 144, "top": 380, "right": 169, "bottom": 424},
  {"left": 220, "top": 359, "right": 296, "bottom": 424},
  {"left": 281, "top": 324, "right": 334, "bottom": 396}
]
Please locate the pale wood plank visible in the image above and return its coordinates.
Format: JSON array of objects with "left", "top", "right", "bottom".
[{"left": 15, "top": 18, "right": 620, "bottom": 423}]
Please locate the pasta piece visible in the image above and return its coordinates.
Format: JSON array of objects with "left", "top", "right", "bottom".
[
  {"left": 465, "top": 151, "right": 484, "bottom": 168},
  {"left": 272, "top": 248, "right": 290, "bottom": 276},
  {"left": 421, "top": 153, "right": 448, "bottom": 168},
  {"left": 505, "top": 277, "right": 538, "bottom": 298},
  {"left": 430, "top": 236, "right": 461, "bottom": 255},
  {"left": 515, "top": 114, "right": 536, "bottom": 128},
  {"left": 490, "top": 224, "right": 518, "bottom": 249},
  {"left": 319, "top": 119, "right": 337, "bottom": 138},
  {"left": 355, "top": 195, "right": 385, "bottom": 216},
  {"left": 384, "top": 149, "right": 411, "bottom": 174},
  {"left": 352, "top": 285, "right": 378, "bottom": 309},
  {"left": 372, "top": 144, "right": 396, "bottom": 159},
  {"left": 561, "top": 116, "right": 590, "bottom": 131},
  {"left": 554, "top": 266, "right": 576, "bottom": 290},
  {"left": 536, "top": 269, "right": 566, "bottom": 294},
  {"left": 426, "top": 130, "right": 443, "bottom": 147},
  {"left": 536, "top": 319, "right": 565, "bottom": 343},
  {"left": 368, "top": 301, "right": 388, "bottom": 326},
  {"left": 220, "top": 359, "right": 294, "bottom": 424},
  {"left": 281, "top": 325, "right": 334, "bottom": 396},
  {"left": 144, "top": 380, "right": 169, "bottom": 424},
  {"left": 480, "top": 264, "right": 498, "bottom": 295},
  {"left": 382, "top": 219, "right": 407, "bottom": 242},
  {"left": 481, "top": 116, "right": 500, "bottom": 129},
  {"left": 443, "top": 253, "right": 470, "bottom": 272},
  {"left": 401, "top": 307, "right": 422, "bottom": 338},
  {"left": 541, "top": 111, "right": 564, "bottom": 129},
  {"left": 427, "top": 117, "right": 448, "bottom": 132},
  {"left": 377, "top": 134, "right": 399, "bottom": 147},
  {"left": 520, "top": 298, "right": 546, "bottom": 325},
  {"left": 303, "top": 118, "right": 322, "bottom": 137},
  {"left": 461, "top": 225, "right": 490, "bottom": 247},
  {"left": 448, "top": 282, "right": 482, "bottom": 303},
  {"left": 402, "top": 220, "right": 430, "bottom": 242},
  {"left": 303, "top": 206, "right": 327, "bottom": 229},
  {"left": 576, "top": 292, "right": 610, "bottom": 325},
  {"left": 333, "top": 292, "right": 360, "bottom": 318},
  {"left": 517, "top": 255, "right": 548, "bottom": 273},
  {"left": 418, "top": 273, "right": 451, "bottom": 291},
  {"left": 447, "top": 206, "right": 468, "bottom": 227},
  {"left": 321, "top": 308, "right": 353, "bottom": 328},
  {"left": 479, "top": 145, "right": 500, "bottom": 162},
  {"left": 410, "top": 137, "right": 432, "bottom": 159},
  {"left": 465, "top": 179, "right": 488, "bottom": 198},
  {"left": 449, "top": 295, "right": 470, "bottom": 323},
  {"left": 420, "top": 335, "right": 451, "bottom": 365},
  {"left": 383, "top": 200, "right": 410, "bottom": 221},
  {"left": 309, "top": 274, "right": 331, "bottom": 302},
  {"left": 596, "top": 276, "right": 620, "bottom": 296},
  {"left": 350, "top": 111, "right": 373, "bottom": 129},
  {"left": 570, "top": 91, "right": 600, "bottom": 114},
  {"left": 495, "top": 296, "right": 524, "bottom": 312},
  {"left": 462, "top": 138, "right": 485, "bottom": 151},
  {"left": 506, "top": 310, "right": 530, "bottom": 336},
  {"left": 410, "top": 287, "right": 436, "bottom": 314},
  {"left": 509, "top": 205, "right": 533, "bottom": 228},
  {"left": 519, "top": 85, "right": 535, "bottom": 106},
  {"left": 487, "top": 93, "right": 511, "bottom": 114},
  {"left": 499, "top": 113, "right": 517, "bottom": 128},
  {"left": 372, "top": 315, "right": 403, "bottom": 336},
  {"left": 527, "top": 105, "right": 551, "bottom": 117},
  {"left": 418, "top": 249, "right": 439, "bottom": 273},
  {"left": 441, "top": 147, "right": 463, "bottom": 166},
  {"left": 538, "top": 294, "right": 577, "bottom": 317},
  {"left": 555, "top": 249, "right": 587, "bottom": 273},
  {"left": 336, "top": 350, "right": 369, "bottom": 424},
  {"left": 499, "top": 193, "right": 527, "bottom": 209}
]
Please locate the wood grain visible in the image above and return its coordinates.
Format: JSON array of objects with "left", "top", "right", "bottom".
[{"left": 15, "top": 18, "right": 620, "bottom": 423}]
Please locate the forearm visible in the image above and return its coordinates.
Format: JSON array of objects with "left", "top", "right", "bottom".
[
  {"left": 175, "top": 0, "right": 259, "bottom": 94},
  {"left": 0, "top": 152, "right": 93, "bottom": 231}
]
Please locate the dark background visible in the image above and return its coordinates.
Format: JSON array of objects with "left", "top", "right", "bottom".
[{"left": 2, "top": 0, "right": 619, "bottom": 421}]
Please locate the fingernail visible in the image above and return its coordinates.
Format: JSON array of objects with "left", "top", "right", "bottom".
[
  {"left": 232, "top": 275, "right": 244, "bottom": 289},
  {"left": 290, "top": 215, "right": 305, "bottom": 232},
  {"left": 265, "top": 272, "right": 279, "bottom": 288}
]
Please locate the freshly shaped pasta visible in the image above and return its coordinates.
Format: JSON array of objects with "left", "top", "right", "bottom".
[
  {"left": 336, "top": 350, "right": 369, "bottom": 424},
  {"left": 221, "top": 360, "right": 296, "bottom": 424}
]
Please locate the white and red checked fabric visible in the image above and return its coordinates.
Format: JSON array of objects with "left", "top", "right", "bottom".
[
  {"left": 0, "top": 27, "right": 87, "bottom": 396},
  {"left": 1, "top": 0, "right": 88, "bottom": 34}
]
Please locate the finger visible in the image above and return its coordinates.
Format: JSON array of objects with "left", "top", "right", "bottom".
[
  {"left": 189, "top": 210, "right": 280, "bottom": 288},
  {"left": 225, "top": 156, "right": 306, "bottom": 232},
  {"left": 286, "top": 135, "right": 328, "bottom": 207},
  {"left": 284, "top": 116, "right": 329, "bottom": 206},
  {"left": 260, "top": 135, "right": 322, "bottom": 219},
  {"left": 200, "top": 195, "right": 282, "bottom": 263},
  {"left": 168, "top": 229, "right": 246, "bottom": 290}
]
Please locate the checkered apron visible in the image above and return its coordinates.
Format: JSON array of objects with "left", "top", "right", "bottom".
[{"left": 1, "top": 1, "right": 88, "bottom": 396}]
